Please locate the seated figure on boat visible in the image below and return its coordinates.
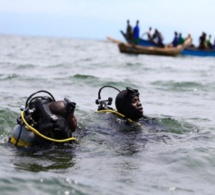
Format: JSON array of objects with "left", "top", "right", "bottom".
[
  {"left": 167, "top": 31, "right": 181, "bottom": 48},
  {"left": 152, "top": 29, "right": 164, "bottom": 47},
  {"left": 184, "top": 33, "right": 195, "bottom": 48},
  {"left": 206, "top": 34, "right": 213, "bottom": 49},
  {"left": 8, "top": 90, "right": 77, "bottom": 147},
  {"left": 142, "top": 27, "right": 153, "bottom": 41},
  {"left": 178, "top": 33, "right": 185, "bottom": 44}
]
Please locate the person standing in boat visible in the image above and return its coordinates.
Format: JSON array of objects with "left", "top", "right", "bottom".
[
  {"left": 126, "top": 20, "right": 133, "bottom": 42},
  {"left": 133, "top": 20, "right": 140, "bottom": 44},
  {"left": 198, "top": 32, "right": 207, "bottom": 49},
  {"left": 172, "top": 31, "right": 179, "bottom": 47}
]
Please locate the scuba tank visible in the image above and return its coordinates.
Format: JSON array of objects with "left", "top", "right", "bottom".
[{"left": 9, "top": 125, "right": 35, "bottom": 147}]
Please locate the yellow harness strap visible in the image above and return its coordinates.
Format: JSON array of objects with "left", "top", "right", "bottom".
[
  {"left": 20, "top": 111, "right": 77, "bottom": 143},
  {"left": 97, "top": 109, "right": 141, "bottom": 126}
]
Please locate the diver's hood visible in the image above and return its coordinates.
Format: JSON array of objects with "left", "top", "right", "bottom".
[
  {"left": 95, "top": 85, "right": 143, "bottom": 120},
  {"left": 115, "top": 87, "right": 142, "bottom": 120}
]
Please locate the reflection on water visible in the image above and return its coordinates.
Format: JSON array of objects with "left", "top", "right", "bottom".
[{"left": 10, "top": 145, "right": 76, "bottom": 172}]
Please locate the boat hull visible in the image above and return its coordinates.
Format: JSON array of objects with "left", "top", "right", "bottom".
[
  {"left": 182, "top": 48, "right": 215, "bottom": 57},
  {"left": 118, "top": 43, "right": 183, "bottom": 57},
  {"left": 108, "top": 36, "right": 191, "bottom": 57}
]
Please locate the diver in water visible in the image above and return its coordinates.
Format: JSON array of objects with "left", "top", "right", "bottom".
[
  {"left": 95, "top": 86, "right": 153, "bottom": 127},
  {"left": 94, "top": 85, "right": 192, "bottom": 143},
  {"left": 115, "top": 87, "right": 143, "bottom": 121},
  {"left": 9, "top": 90, "right": 77, "bottom": 147}
]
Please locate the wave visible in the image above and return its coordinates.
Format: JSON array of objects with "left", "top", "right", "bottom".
[{"left": 151, "top": 80, "right": 205, "bottom": 92}]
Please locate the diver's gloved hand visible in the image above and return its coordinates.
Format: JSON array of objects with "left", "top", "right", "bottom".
[{"left": 64, "top": 98, "right": 76, "bottom": 116}]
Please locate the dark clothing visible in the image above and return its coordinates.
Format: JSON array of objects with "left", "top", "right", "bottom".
[
  {"left": 9, "top": 95, "right": 76, "bottom": 148},
  {"left": 172, "top": 36, "right": 179, "bottom": 47},
  {"left": 92, "top": 111, "right": 164, "bottom": 132},
  {"left": 199, "top": 34, "right": 206, "bottom": 49},
  {"left": 126, "top": 24, "right": 133, "bottom": 41},
  {"left": 152, "top": 30, "right": 164, "bottom": 47}
]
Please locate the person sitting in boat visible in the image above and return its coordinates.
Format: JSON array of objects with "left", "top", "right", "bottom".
[
  {"left": 206, "top": 34, "right": 213, "bottom": 49},
  {"left": 142, "top": 27, "right": 153, "bottom": 41},
  {"left": 8, "top": 90, "right": 77, "bottom": 147},
  {"left": 152, "top": 29, "right": 164, "bottom": 47},
  {"left": 178, "top": 33, "right": 185, "bottom": 45},
  {"left": 126, "top": 20, "right": 133, "bottom": 41},
  {"left": 184, "top": 33, "right": 195, "bottom": 48}
]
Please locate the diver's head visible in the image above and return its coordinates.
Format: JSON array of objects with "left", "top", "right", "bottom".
[
  {"left": 48, "top": 99, "right": 77, "bottom": 132},
  {"left": 115, "top": 87, "right": 143, "bottom": 121}
]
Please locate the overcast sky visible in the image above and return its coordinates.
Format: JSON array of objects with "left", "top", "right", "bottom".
[{"left": 0, "top": 0, "right": 214, "bottom": 45}]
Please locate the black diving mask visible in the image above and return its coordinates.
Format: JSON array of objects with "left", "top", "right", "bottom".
[
  {"left": 64, "top": 98, "right": 76, "bottom": 115},
  {"left": 126, "top": 87, "right": 139, "bottom": 99}
]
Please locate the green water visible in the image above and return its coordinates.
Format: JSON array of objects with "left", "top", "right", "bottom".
[{"left": 0, "top": 35, "right": 215, "bottom": 195}]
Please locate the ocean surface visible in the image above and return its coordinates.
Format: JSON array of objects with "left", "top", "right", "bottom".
[{"left": 0, "top": 34, "right": 215, "bottom": 195}]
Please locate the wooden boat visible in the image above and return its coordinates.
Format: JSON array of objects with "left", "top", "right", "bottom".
[
  {"left": 107, "top": 37, "right": 192, "bottom": 57},
  {"left": 121, "top": 30, "right": 215, "bottom": 57},
  {"left": 118, "top": 43, "right": 183, "bottom": 56}
]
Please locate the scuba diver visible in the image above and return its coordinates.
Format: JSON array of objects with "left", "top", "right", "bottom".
[
  {"left": 95, "top": 85, "right": 154, "bottom": 128},
  {"left": 9, "top": 90, "right": 77, "bottom": 147}
]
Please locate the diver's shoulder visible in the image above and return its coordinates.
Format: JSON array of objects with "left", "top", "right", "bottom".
[{"left": 139, "top": 115, "right": 159, "bottom": 125}]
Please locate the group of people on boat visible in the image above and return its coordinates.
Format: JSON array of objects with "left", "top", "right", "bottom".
[
  {"left": 198, "top": 32, "right": 214, "bottom": 49},
  {"left": 168, "top": 31, "right": 186, "bottom": 47},
  {"left": 126, "top": 20, "right": 164, "bottom": 47},
  {"left": 125, "top": 20, "right": 215, "bottom": 50},
  {"left": 126, "top": 20, "right": 140, "bottom": 43},
  {"left": 168, "top": 31, "right": 214, "bottom": 49},
  {"left": 9, "top": 86, "right": 148, "bottom": 148},
  {"left": 126, "top": 20, "right": 186, "bottom": 48},
  {"left": 143, "top": 27, "right": 165, "bottom": 47}
]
